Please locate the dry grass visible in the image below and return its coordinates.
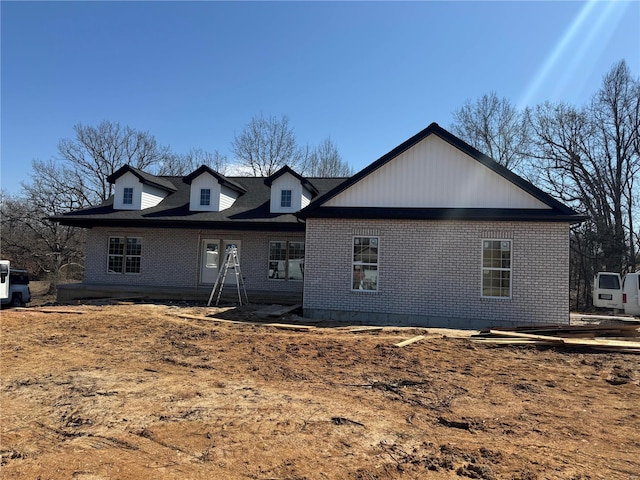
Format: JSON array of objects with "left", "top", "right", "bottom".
[{"left": 1, "top": 302, "right": 639, "bottom": 479}]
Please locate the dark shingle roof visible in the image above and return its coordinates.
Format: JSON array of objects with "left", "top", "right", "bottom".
[
  {"left": 264, "top": 165, "right": 319, "bottom": 196},
  {"left": 52, "top": 176, "right": 346, "bottom": 230},
  {"left": 106, "top": 165, "right": 177, "bottom": 192},
  {"left": 184, "top": 165, "right": 247, "bottom": 193}
]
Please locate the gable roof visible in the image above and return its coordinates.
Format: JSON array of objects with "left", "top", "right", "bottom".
[
  {"left": 298, "top": 123, "right": 585, "bottom": 223},
  {"left": 184, "top": 165, "right": 247, "bottom": 194},
  {"left": 106, "top": 164, "right": 177, "bottom": 192},
  {"left": 264, "top": 165, "right": 319, "bottom": 196}
]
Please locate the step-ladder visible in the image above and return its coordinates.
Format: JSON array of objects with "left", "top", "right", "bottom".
[{"left": 207, "top": 246, "right": 249, "bottom": 306}]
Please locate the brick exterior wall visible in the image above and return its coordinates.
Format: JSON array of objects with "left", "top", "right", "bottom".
[
  {"left": 303, "top": 219, "right": 570, "bottom": 328},
  {"left": 84, "top": 227, "right": 305, "bottom": 294}
]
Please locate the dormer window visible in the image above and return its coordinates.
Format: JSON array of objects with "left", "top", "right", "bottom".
[
  {"left": 107, "top": 165, "right": 177, "bottom": 211},
  {"left": 281, "top": 190, "right": 292, "bottom": 208},
  {"left": 184, "top": 165, "right": 246, "bottom": 212},
  {"left": 265, "top": 166, "right": 319, "bottom": 214},
  {"left": 123, "top": 188, "right": 134, "bottom": 205},
  {"left": 200, "top": 188, "right": 211, "bottom": 206}
]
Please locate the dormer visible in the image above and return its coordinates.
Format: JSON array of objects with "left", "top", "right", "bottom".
[
  {"left": 107, "top": 165, "right": 177, "bottom": 210},
  {"left": 264, "top": 166, "right": 319, "bottom": 213},
  {"left": 184, "top": 165, "right": 246, "bottom": 212}
]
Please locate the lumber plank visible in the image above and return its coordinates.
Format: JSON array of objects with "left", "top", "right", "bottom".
[
  {"left": 15, "top": 307, "right": 86, "bottom": 314},
  {"left": 395, "top": 335, "right": 425, "bottom": 347},
  {"left": 175, "top": 313, "right": 245, "bottom": 325},
  {"left": 345, "top": 326, "right": 384, "bottom": 333},
  {"left": 563, "top": 338, "right": 640, "bottom": 348},
  {"left": 488, "top": 330, "right": 566, "bottom": 343},
  {"left": 263, "top": 323, "right": 314, "bottom": 331}
]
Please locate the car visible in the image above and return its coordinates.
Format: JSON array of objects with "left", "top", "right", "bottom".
[{"left": 0, "top": 266, "right": 31, "bottom": 307}]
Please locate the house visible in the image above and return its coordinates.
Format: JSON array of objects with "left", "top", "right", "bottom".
[
  {"left": 53, "top": 123, "right": 584, "bottom": 328},
  {"left": 54, "top": 164, "right": 345, "bottom": 304}
]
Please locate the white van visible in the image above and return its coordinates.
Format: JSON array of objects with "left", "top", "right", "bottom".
[
  {"left": 593, "top": 272, "right": 640, "bottom": 316},
  {"left": 0, "top": 260, "right": 31, "bottom": 307}
]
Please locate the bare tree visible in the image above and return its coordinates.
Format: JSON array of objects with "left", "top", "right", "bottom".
[
  {"left": 1, "top": 188, "right": 85, "bottom": 282},
  {"left": 451, "top": 92, "right": 530, "bottom": 174},
  {"left": 300, "top": 137, "right": 352, "bottom": 177},
  {"left": 526, "top": 61, "right": 640, "bottom": 308},
  {"left": 158, "top": 148, "right": 229, "bottom": 176},
  {"left": 57, "top": 120, "right": 172, "bottom": 203},
  {"left": 231, "top": 114, "right": 301, "bottom": 176}
]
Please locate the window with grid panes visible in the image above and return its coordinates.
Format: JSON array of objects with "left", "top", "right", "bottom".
[
  {"left": 268, "top": 241, "right": 304, "bottom": 280},
  {"left": 280, "top": 189, "right": 292, "bottom": 208},
  {"left": 200, "top": 188, "right": 211, "bottom": 206},
  {"left": 123, "top": 187, "right": 133, "bottom": 205},
  {"left": 352, "top": 237, "right": 378, "bottom": 291},
  {"left": 108, "top": 236, "right": 142, "bottom": 274},
  {"left": 481, "top": 240, "right": 511, "bottom": 297}
]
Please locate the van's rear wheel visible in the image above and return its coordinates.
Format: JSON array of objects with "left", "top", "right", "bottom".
[{"left": 10, "top": 294, "right": 23, "bottom": 307}]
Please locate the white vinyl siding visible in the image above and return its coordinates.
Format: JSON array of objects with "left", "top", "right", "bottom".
[
  {"left": 113, "top": 172, "right": 142, "bottom": 210},
  {"left": 270, "top": 173, "right": 302, "bottom": 213},
  {"left": 113, "top": 172, "right": 168, "bottom": 210},
  {"left": 189, "top": 173, "right": 240, "bottom": 211},
  {"left": 220, "top": 185, "right": 240, "bottom": 210},
  {"left": 325, "top": 134, "right": 551, "bottom": 209},
  {"left": 141, "top": 184, "right": 169, "bottom": 209}
]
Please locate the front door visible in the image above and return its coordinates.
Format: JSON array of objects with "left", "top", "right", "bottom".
[{"left": 200, "top": 239, "right": 219, "bottom": 284}]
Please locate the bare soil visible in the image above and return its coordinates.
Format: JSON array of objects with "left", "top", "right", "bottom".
[{"left": 1, "top": 297, "right": 639, "bottom": 480}]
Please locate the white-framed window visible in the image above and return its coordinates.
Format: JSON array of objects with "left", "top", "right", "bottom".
[
  {"left": 481, "top": 239, "right": 512, "bottom": 298},
  {"left": 268, "top": 241, "right": 304, "bottom": 280},
  {"left": 280, "top": 189, "right": 292, "bottom": 208},
  {"left": 108, "top": 236, "right": 142, "bottom": 274},
  {"left": 352, "top": 236, "right": 378, "bottom": 291},
  {"left": 200, "top": 188, "right": 211, "bottom": 206},
  {"left": 123, "top": 187, "right": 134, "bottom": 205}
]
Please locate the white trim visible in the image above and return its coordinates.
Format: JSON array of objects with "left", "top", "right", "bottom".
[
  {"left": 107, "top": 235, "right": 142, "bottom": 275},
  {"left": 351, "top": 235, "right": 379, "bottom": 292},
  {"left": 480, "top": 238, "right": 512, "bottom": 299},
  {"left": 268, "top": 240, "right": 305, "bottom": 282}
]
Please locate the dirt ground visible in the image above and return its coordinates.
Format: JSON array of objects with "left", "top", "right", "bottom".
[{"left": 1, "top": 292, "right": 639, "bottom": 479}]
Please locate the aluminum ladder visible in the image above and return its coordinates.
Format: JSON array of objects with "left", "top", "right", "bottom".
[{"left": 207, "top": 246, "right": 249, "bottom": 306}]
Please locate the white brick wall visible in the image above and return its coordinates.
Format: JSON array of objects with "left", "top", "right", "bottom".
[
  {"left": 303, "top": 219, "right": 570, "bottom": 327},
  {"left": 84, "top": 227, "right": 305, "bottom": 293}
]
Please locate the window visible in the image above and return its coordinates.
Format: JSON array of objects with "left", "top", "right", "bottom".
[
  {"left": 200, "top": 188, "right": 211, "bottom": 206},
  {"left": 352, "top": 236, "right": 378, "bottom": 291},
  {"left": 482, "top": 240, "right": 511, "bottom": 297},
  {"left": 108, "top": 236, "right": 142, "bottom": 274},
  {"left": 123, "top": 187, "right": 133, "bottom": 205},
  {"left": 599, "top": 274, "right": 620, "bottom": 290},
  {"left": 268, "top": 241, "right": 305, "bottom": 280},
  {"left": 280, "top": 189, "right": 292, "bottom": 208}
]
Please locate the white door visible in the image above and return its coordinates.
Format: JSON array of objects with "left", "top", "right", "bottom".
[
  {"left": 593, "top": 272, "right": 623, "bottom": 309},
  {"left": 200, "top": 240, "right": 219, "bottom": 284},
  {"left": 623, "top": 274, "right": 640, "bottom": 316},
  {"left": 221, "top": 240, "right": 241, "bottom": 285}
]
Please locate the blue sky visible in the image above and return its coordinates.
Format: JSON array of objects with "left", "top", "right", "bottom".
[{"left": 2, "top": 1, "right": 638, "bottom": 195}]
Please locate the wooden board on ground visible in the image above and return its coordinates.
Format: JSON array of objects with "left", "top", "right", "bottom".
[
  {"left": 395, "top": 335, "right": 425, "bottom": 347},
  {"left": 14, "top": 307, "right": 86, "bottom": 315},
  {"left": 263, "top": 322, "right": 315, "bottom": 331},
  {"left": 472, "top": 329, "right": 640, "bottom": 353}
]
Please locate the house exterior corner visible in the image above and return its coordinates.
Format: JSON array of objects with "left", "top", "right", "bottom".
[{"left": 303, "top": 218, "right": 570, "bottom": 329}]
